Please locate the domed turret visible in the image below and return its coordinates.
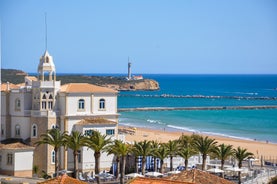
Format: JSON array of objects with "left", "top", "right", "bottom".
[{"left": 37, "top": 50, "right": 56, "bottom": 81}]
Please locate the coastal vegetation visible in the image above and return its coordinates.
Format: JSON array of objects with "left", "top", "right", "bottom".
[
  {"left": 1, "top": 68, "right": 159, "bottom": 91},
  {"left": 35, "top": 129, "right": 255, "bottom": 183}
]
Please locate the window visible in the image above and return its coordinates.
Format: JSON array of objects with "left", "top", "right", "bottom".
[
  {"left": 51, "top": 150, "right": 55, "bottom": 164},
  {"left": 78, "top": 99, "right": 85, "bottom": 110},
  {"left": 32, "top": 124, "right": 37, "bottom": 137},
  {"left": 1, "top": 124, "right": 4, "bottom": 136},
  {"left": 7, "top": 153, "right": 13, "bottom": 165},
  {"left": 106, "top": 129, "right": 115, "bottom": 135},
  {"left": 84, "top": 129, "right": 94, "bottom": 136},
  {"left": 99, "top": 99, "right": 105, "bottom": 109},
  {"left": 15, "top": 98, "right": 21, "bottom": 111},
  {"left": 48, "top": 101, "right": 53, "bottom": 109},
  {"left": 42, "top": 101, "right": 47, "bottom": 109},
  {"left": 15, "top": 125, "right": 20, "bottom": 136}
]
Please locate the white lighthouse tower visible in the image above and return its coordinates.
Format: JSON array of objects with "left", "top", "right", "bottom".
[{"left": 128, "top": 59, "right": 132, "bottom": 80}]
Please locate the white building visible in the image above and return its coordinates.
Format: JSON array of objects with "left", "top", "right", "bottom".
[{"left": 1, "top": 50, "right": 120, "bottom": 177}]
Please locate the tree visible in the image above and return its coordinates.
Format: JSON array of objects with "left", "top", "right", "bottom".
[
  {"left": 154, "top": 143, "right": 169, "bottom": 173},
  {"left": 150, "top": 140, "right": 159, "bottom": 172},
  {"left": 213, "top": 144, "right": 233, "bottom": 177},
  {"left": 166, "top": 139, "right": 180, "bottom": 171},
  {"left": 35, "top": 128, "right": 67, "bottom": 176},
  {"left": 107, "top": 140, "right": 130, "bottom": 184},
  {"left": 193, "top": 135, "right": 217, "bottom": 170},
  {"left": 132, "top": 140, "right": 152, "bottom": 175},
  {"left": 65, "top": 131, "right": 86, "bottom": 179},
  {"left": 178, "top": 135, "right": 197, "bottom": 170},
  {"left": 233, "top": 147, "right": 253, "bottom": 184},
  {"left": 85, "top": 130, "right": 112, "bottom": 184}
]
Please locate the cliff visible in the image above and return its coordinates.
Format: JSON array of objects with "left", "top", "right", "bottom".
[
  {"left": 1, "top": 69, "right": 160, "bottom": 91},
  {"left": 103, "top": 79, "right": 159, "bottom": 91}
]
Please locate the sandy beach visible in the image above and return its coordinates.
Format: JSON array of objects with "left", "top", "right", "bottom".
[{"left": 120, "top": 126, "right": 277, "bottom": 162}]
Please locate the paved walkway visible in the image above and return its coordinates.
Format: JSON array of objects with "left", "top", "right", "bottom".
[{"left": 0, "top": 175, "right": 45, "bottom": 184}]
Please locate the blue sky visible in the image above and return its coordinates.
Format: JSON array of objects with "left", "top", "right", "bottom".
[{"left": 1, "top": 0, "right": 277, "bottom": 74}]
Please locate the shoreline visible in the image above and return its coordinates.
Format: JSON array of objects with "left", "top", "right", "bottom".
[{"left": 119, "top": 125, "right": 277, "bottom": 160}]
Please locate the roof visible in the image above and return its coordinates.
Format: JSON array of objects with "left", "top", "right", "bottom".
[
  {"left": 165, "top": 169, "right": 235, "bottom": 184},
  {"left": 60, "top": 83, "right": 117, "bottom": 93},
  {"left": 76, "top": 117, "right": 117, "bottom": 125},
  {"left": 1, "top": 83, "right": 20, "bottom": 91},
  {"left": 38, "top": 174, "right": 87, "bottom": 184},
  {"left": 128, "top": 177, "right": 194, "bottom": 184},
  {"left": 0, "top": 142, "right": 35, "bottom": 150},
  {"left": 25, "top": 76, "right": 38, "bottom": 81}
]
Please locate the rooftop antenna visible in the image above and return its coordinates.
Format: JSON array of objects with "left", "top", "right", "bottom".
[{"left": 45, "top": 12, "right": 48, "bottom": 51}]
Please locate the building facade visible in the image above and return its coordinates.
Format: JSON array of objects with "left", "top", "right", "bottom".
[{"left": 1, "top": 50, "right": 120, "bottom": 177}]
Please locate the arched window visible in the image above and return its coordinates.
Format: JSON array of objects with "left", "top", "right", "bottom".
[
  {"left": 32, "top": 124, "right": 37, "bottom": 137},
  {"left": 15, "top": 125, "right": 20, "bottom": 136},
  {"left": 51, "top": 150, "right": 55, "bottom": 164},
  {"left": 15, "top": 98, "right": 21, "bottom": 111},
  {"left": 78, "top": 99, "right": 85, "bottom": 110},
  {"left": 42, "top": 94, "right": 47, "bottom": 99},
  {"left": 99, "top": 99, "right": 105, "bottom": 109},
  {"left": 49, "top": 94, "right": 53, "bottom": 99}
]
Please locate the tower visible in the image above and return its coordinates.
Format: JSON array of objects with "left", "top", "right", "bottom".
[
  {"left": 128, "top": 60, "right": 132, "bottom": 80},
  {"left": 30, "top": 50, "right": 61, "bottom": 175}
]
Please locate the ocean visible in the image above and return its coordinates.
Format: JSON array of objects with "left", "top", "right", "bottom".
[{"left": 117, "top": 74, "right": 277, "bottom": 143}]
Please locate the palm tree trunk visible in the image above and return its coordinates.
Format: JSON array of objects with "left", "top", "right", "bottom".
[
  {"left": 115, "top": 157, "right": 120, "bottom": 180},
  {"left": 141, "top": 156, "right": 146, "bottom": 175},
  {"left": 135, "top": 156, "right": 139, "bottom": 173},
  {"left": 221, "top": 160, "right": 225, "bottom": 178},
  {"left": 170, "top": 155, "right": 173, "bottom": 171},
  {"left": 160, "top": 160, "right": 164, "bottom": 173},
  {"left": 153, "top": 157, "right": 157, "bottom": 172},
  {"left": 185, "top": 159, "right": 188, "bottom": 170},
  {"left": 202, "top": 154, "right": 207, "bottom": 170},
  {"left": 54, "top": 148, "right": 59, "bottom": 177},
  {"left": 73, "top": 151, "right": 78, "bottom": 179},
  {"left": 94, "top": 151, "right": 101, "bottom": 184},
  {"left": 238, "top": 162, "right": 242, "bottom": 184},
  {"left": 120, "top": 155, "right": 126, "bottom": 184}
]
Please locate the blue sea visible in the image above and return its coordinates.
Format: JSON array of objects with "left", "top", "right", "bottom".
[{"left": 117, "top": 74, "right": 277, "bottom": 143}]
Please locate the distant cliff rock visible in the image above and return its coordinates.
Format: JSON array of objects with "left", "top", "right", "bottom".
[
  {"left": 103, "top": 79, "right": 160, "bottom": 91},
  {"left": 1, "top": 69, "right": 160, "bottom": 91}
]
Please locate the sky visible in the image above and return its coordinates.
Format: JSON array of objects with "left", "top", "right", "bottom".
[{"left": 0, "top": 0, "right": 277, "bottom": 74}]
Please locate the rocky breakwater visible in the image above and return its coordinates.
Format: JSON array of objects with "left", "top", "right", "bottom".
[{"left": 103, "top": 79, "right": 160, "bottom": 91}]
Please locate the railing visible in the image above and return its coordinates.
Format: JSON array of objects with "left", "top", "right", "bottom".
[{"left": 243, "top": 168, "right": 277, "bottom": 184}]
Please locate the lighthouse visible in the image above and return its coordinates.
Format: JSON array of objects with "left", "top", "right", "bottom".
[{"left": 128, "top": 61, "right": 132, "bottom": 80}]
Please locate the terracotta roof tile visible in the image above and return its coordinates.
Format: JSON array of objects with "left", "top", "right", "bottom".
[
  {"left": 60, "top": 83, "right": 117, "bottom": 93},
  {"left": 25, "top": 76, "right": 38, "bottom": 81},
  {"left": 165, "top": 169, "right": 235, "bottom": 184},
  {"left": 77, "top": 117, "right": 117, "bottom": 125},
  {"left": 128, "top": 177, "right": 194, "bottom": 184},
  {"left": 0, "top": 143, "right": 34, "bottom": 150},
  {"left": 38, "top": 174, "right": 87, "bottom": 184},
  {"left": 1, "top": 83, "right": 20, "bottom": 91}
]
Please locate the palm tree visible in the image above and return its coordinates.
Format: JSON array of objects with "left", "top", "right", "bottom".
[
  {"left": 178, "top": 135, "right": 197, "bottom": 170},
  {"left": 213, "top": 144, "right": 233, "bottom": 178},
  {"left": 132, "top": 140, "right": 152, "bottom": 175},
  {"left": 193, "top": 135, "right": 217, "bottom": 170},
  {"left": 155, "top": 143, "right": 169, "bottom": 173},
  {"left": 65, "top": 131, "right": 86, "bottom": 179},
  {"left": 85, "top": 130, "right": 112, "bottom": 184},
  {"left": 177, "top": 135, "right": 197, "bottom": 170},
  {"left": 150, "top": 140, "right": 159, "bottom": 172},
  {"left": 166, "top": 139, "right": 180, "bottom": 171},
  {"left": 35, "top": 128, "right": 67, "bottom": 176},
  {"left": 233, "top": 147, "right": 253, "bottom": 184},
  {"left": 107, "top": 140, "right": 130, "bottom": 184}
]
